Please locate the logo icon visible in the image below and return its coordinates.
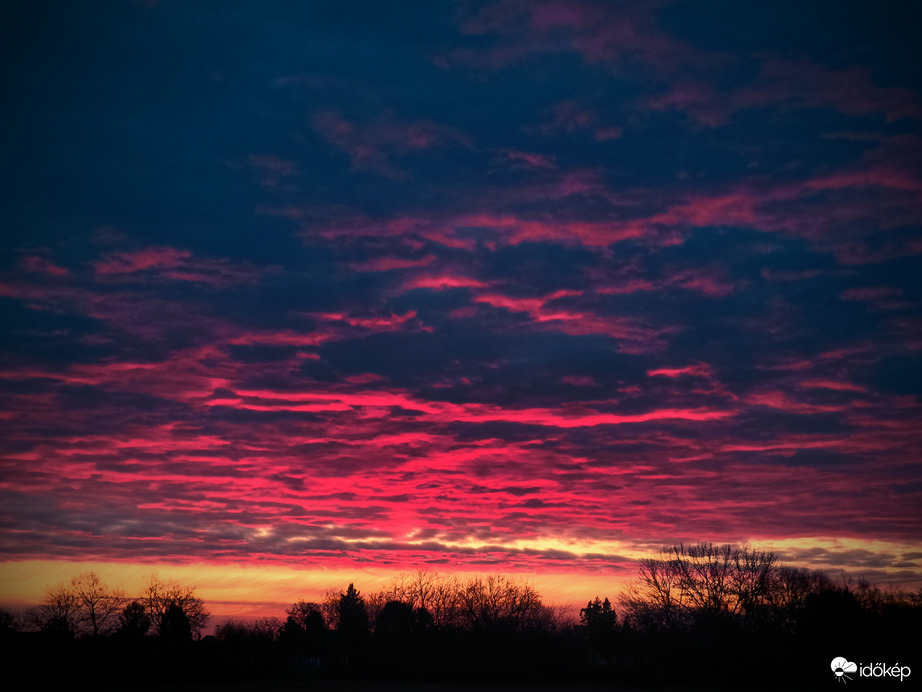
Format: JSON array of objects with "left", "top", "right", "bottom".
[{"left": 831, "top": 657, "right": 858, "bottom": 683}]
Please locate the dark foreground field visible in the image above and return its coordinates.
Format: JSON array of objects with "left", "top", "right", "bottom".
[{"left": 74, "top": 683, "right": 815, "bottom": 692}]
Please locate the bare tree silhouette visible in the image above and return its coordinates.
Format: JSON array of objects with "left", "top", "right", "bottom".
[
  {"left": 459, "top": 574, "right": 544, "bottom": 635},
  {"left": 26, "top": 582, "right": 80, "bottom": 637},
  {"left": 71, "top": 572, "right": 125, "bottom": 636},
  {"left": 620, "top": 542, "right": 778, "bottom": 626},
  {"left": 142, "top": 576, "right": 209, "bottom": 639}
]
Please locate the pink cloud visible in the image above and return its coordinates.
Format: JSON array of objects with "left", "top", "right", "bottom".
[
  {"left": 654, "top": 58, "right": 922, "bottom": 127},
  {"left": 404, "top": 274, "right": 491, "bottom": 291},
  {"left": 533, "top": 100, "right": 622, "bottom": 142},
  {"left": 95, "top": 247, "right": 191, "bottom": 275},
  {"left": 806, "top": 166, "right": 922, "bottom": 194},
  {"left": 745, "top": 390, "right": 851, "bottom": 415},
  {"left": 593, "top": 126, "right": 622, "bottom": 141},
  {"left": 228, "top": 330, "right": 333, "bottom": 347},
  {"left": 456, "top": 0, "right": 715, "bottom": 75},
  {"left": 529, "top": 1, "right": 587, "bottom": 30},
  {"left": 313, "top": 110, "right": 400, "bottom": 177},
  {"left": 312, "top": 110, "right": 469, "bottom": 178},
  {"left": 474, "top": 293, "right": 546, "bottom": 314},
  {"left": 666, "top": 269, "right": 735, "bottom": 297},
  {"left": 207, "top": 385, "right": 736, "bottom": 429},
  {"left": 472, "top": 287, "right": 671, "bottom": 352},
  {"left": 561, "top": 375, "right": 598, "bottom": 386},
  {"left": 502, "top": 149, "right": 558, "bottom": 169},
  {"left": 0, "top": 344, "right": 243, "bottom": 405},
  {"left": 313, "top": 310, "right": 420, "bottom": 330},
  {"left": 348, "top": 255, "right": 437, "bottom": 272},
  {"left": 93, "top": 246, "right": 265, "bottom": 286},
  {"left": 596, "top": 266, "right": 733, "bottom": 299},
  {"left": 653, "top": 191, "right": 759, "bottom": 228},
  {"left": 243, "top": 154, "right": 300, "bottom": 190},
  {"left": 800, "top": 379, "right": 868, "bottom": 393},
  {"left": 840, "top": 286, "right": 904, "bottom": 302},
  {"left": 536, "top": 313, "right": 674, "bottom": 353},
  {"left": 741, "top": 58, "right": 922, "bottom": 123},
  {"left": 647, "top": 364, "right": 713, "bottom": 379},
  {"left": 454, "top": 213, "right": 646, "bottom": 246},
  {"left": 297, "top": 198, "right": 757, "bottom": 253},
  {"left": 228, "top": 310, "right": 427, "bottom": 351},
  {"left": 597, "top": 280, "right": 656, "bottom": 295},
  {"left": 247, "top": 154, "right": 298, "bottom": 176},
  {"left": 302, "top": 215, "right": 478, "bottom": 251},
  {"left": 760, "top": 268, "right": 826, "bottom": 283},
  {"left": 541, "top": 100, "right": 599, "bottom": 133},
  {"left": 648, "top": 83, "right": 728, "bottom": 127},
  {"left": 545, "top": 169, "right": 609, "bottom": 198},
  {"left": 553, "top": 151, "right": 918, "bottom": 264},
  {"left": 20, "top": 256, "right": 70, "bottom": 277}
]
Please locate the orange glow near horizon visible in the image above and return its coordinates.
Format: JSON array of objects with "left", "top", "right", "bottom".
[
  {"left": 0, "top": 559, "right": 632, "bottom": 622},
  {"left": 3, "top": 534, "right": 920, "bottom": 624}
]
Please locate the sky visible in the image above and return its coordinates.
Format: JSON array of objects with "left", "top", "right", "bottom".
[{"left": 1, "top": 0, "right": 921, "bottom": 617}]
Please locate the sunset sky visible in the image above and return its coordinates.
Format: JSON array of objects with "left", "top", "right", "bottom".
[{"left": 2, "top": 0, "right": 921, "bottom": 618}]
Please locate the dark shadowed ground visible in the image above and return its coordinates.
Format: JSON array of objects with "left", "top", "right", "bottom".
[{"left": 89, "top": 681, "right": 815, "bottom": 692}]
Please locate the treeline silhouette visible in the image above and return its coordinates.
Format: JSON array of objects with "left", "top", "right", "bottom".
[{"left": 2, "top": 543, "right": 919, "bottom": 688}]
